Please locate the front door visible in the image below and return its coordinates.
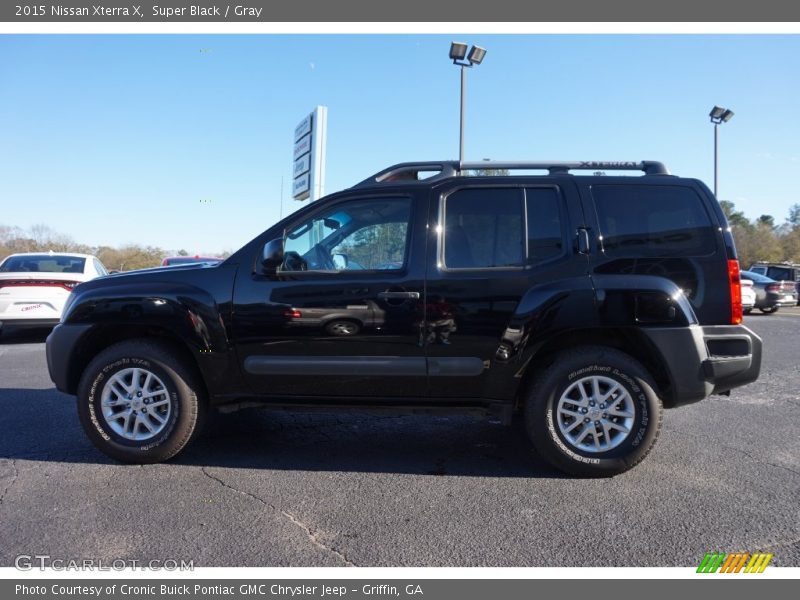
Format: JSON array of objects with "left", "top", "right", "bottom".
[{"left": 231, "top": 193, "right": 427, "bottom": 398}]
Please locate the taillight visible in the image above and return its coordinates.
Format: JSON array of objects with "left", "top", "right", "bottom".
[
  {"left": 766, "top": 283, "right": 780, "bottom": 292},
  {"left": 728, "top": 260, "right": 742, "bottom": 325},
  {"left": 0, "top": 280, "right": 78, "bottom": 291},
  {"left": 283, "top": 309, "right": 302, "bottom": 319}
]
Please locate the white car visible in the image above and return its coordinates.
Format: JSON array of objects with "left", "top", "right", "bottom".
[
  {"left": 741, "top": 278, "right": 756, "bottom": 313},
  {"left": 0, "top": 252, "right": 108, "bottom": 330}
]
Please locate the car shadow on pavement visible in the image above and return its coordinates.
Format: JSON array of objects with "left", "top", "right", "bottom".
[{"left": 0, "top": 387, "right": 565, "bottom": 478}]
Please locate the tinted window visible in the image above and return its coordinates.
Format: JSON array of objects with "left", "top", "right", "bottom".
[
  {"left": 526, "top": 187, "right": 564, "bottom": 263},
  {"left": 592, "top": 185, "right": 715, "bottom": 257},
  {"left": 766, "top": 266, "right": 797, "bottom": 281},
  {"left": 0, "top": 255, "right": 86, "bottom": 273},
  {"left": 284, "top": 197, "right": 411, "bottom": 272},
  {"left": 444, "top": 188, "right": 523, "bottom": 269}
]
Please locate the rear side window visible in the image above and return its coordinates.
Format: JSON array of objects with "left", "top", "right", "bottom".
[
  {"left": 526, "top": 187, "right": 564, "bottom": 264},
  {"left": 592, "top": 185, "right": 716, "bottom": 257},
  {"left": 443, "top": 188, "right": 524, "bottom": 269}
]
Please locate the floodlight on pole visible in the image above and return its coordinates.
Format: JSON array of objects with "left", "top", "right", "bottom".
[
  {"left": 449, "top": 42, "right": 468, "bottom": 61},
  {"left": 709, "top": 105, "right": 734, "bottom": 197},
  {"left": 450, "top": 42, "right": 487, "bottom": 167}
]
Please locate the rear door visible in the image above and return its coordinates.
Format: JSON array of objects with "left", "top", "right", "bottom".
[{"left": 423, "top": 179, "right": 589, "bottom": 400}]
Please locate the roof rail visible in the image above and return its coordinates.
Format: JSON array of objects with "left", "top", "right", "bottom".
[{"left": 353, "top": 160, "right": 670, "bottom": 188}]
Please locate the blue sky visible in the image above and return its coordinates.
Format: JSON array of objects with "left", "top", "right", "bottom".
[{"left": 1, "top": 34, "right": 799, "bottom": 254}]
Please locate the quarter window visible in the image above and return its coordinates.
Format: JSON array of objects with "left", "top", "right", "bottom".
[
  {"left": 592, "top": 185, "right": 716, "bottom": 257},
  {"left": 93, "top": 258, "right": 108, "bottom": 276}
]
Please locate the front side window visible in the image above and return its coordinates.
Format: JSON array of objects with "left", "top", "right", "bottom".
[
  {"left": 443, "top": 188, "right": 524, "bottom": 269},
  {"left": 283, "top": 197, "right": 411, "bottom": 272}
]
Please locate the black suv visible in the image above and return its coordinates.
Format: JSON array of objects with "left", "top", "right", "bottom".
[{"left": 46, "top": 161, "right": 762, "bottom": 476}]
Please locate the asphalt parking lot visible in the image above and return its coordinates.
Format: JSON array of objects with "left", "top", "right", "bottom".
[{"left": 1, "top": 310, "right": 798, "bottom": 568}]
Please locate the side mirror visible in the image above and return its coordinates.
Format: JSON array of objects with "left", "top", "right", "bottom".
[
  {"left": 332, "top": 253, "right": 348, "bottom": 270},
  {"left": 262, "top": 238, "right": 284, "bottom": 274}
]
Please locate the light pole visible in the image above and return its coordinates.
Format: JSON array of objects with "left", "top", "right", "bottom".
[
  {"left": 449, "top": 42, "right": 486, "bottom": 166},
  {"left": 709, "top": 105, "right": 734, "bottom": 198}
]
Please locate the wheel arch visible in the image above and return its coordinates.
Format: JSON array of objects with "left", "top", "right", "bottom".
[
  {"left": 516, "top": 327, "right": 675, "bottom": 409},
  {"left": 65, "top": 325, "right": 207, "bottom": 397}
]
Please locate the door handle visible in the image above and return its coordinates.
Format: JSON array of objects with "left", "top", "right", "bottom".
[
  {"left": 377, "top": 291, "right": 420, "bottom": 300},
  {"left": 576, "top": 227, "right": 591, "bottom": 254}
]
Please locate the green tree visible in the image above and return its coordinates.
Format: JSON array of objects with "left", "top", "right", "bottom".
[
  {"left": 719, "top": 200, "right": 750, "bottom": 228},
  {"left": 788, "top": 203, "right": 800, "bottom": 228},
  {"left": 470, "top": 168, "right": 510, "bottom": 177},
  {"left": 757, "top": 215, "right": 775, "bottom": 229}
]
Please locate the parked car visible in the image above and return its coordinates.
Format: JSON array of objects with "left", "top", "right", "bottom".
[
  {"left": 741, "top": 278, "right": 756, "bottom": 312},
  {"left": 46, "top": 160, "right": 762, "bottom": 477},
  {"left": 0, "top": 252, "right": 108, "bottom": 331},
  {"left": 282, "top": 300, "right": 387, "bottom": 337},
  {"left": 740, "top": 270, "right": 798, "bottom": 313},
  {"left": 749, "top": 262, "right": 800, "bottom": 305},
  {"left": 161, "top": 255, "right": 222, "bottom": 267}
]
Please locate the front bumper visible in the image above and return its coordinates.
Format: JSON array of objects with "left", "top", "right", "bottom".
[
  {"left": 46, "top": 323, "right": 93, "bottom": 394},
  {"left": 642, "top": 324, "right": 762, "bottom": 407}
]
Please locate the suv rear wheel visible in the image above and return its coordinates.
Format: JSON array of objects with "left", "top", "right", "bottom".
[
  {"left": 524, "top": 346, "right": 662, "bottom": 477},
  {"left": 77, "top": 340, "right": 206, "bottom": 463}
]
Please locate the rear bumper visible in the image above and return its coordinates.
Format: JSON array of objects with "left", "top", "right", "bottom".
[
  {"left": 764, "top": 292, "right": 798, "bottom": 307},
  {"left": 642, "top": 324, "right": 762, "bottom": 407},
  {"left": 46, "top": 323, "right": 93, "bottom": 394},
  {"left": 0, "top": 318, "right": 61, "bottom": 329}
]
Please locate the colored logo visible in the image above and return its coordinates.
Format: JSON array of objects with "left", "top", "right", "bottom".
[{"left": 697, "top": 552, "right": 773, "bottom": 573}]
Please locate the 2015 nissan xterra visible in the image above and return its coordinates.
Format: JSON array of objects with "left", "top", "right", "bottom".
[{"left": 46, "top": 161, "right": 762, "bottom": 476}]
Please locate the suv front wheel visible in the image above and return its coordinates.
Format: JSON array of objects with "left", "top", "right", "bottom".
[
  {"left": 525, "top": 346, "right": 663, "bottom": 477},
  {"left": 77, "top": 340, "right": 206, "bottom": 463}
]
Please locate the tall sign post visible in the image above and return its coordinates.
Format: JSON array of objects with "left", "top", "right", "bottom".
[{"left": 292, "top": 105, "right": 328, "bottom": 202}]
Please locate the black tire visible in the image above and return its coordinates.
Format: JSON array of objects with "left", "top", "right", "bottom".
[
  {"left": 77, "top": 339, "right": 206, "bottom": 464},
  {"left": 760, "top": 305, "right": 779, "bottom": 314},
  {"left": 324, "top": 319, "right": 361, "bottom": 337},
  {"left": 743, "top": 308, "right": 752, "bottom": 315},
  {"left": 524, "top": 346, "right": 663, "bottom": 477}
]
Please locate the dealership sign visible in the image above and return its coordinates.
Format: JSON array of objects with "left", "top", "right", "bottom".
[{"left": 292, "top": 106, "right": 328, "bottom": 201}]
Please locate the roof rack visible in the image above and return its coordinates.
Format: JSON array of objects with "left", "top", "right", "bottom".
[{"left": 353, "top": 160, "right": 670, "bottom": 188}]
